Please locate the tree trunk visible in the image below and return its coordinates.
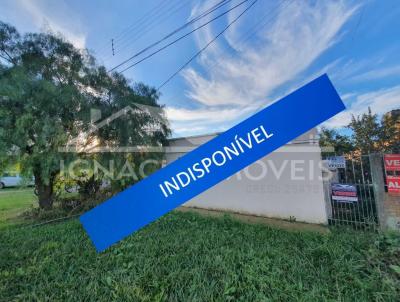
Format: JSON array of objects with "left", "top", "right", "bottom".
[
  {"left": 78, "top": 175, "right": 101, "bottom": 200},
  {"left": 34, "top": 173, "right": 54, "bottom": 210}
]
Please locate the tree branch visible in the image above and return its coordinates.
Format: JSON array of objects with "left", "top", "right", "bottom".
[{"left": 0, "top": 47, "right": 16, "bottom": 65}]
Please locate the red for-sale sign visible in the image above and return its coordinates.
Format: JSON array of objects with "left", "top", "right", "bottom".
[
  {"left": 387, "top": 176, "right": 400, "bottom": 193},
  {"left": 384, "top": 154, "right": 400, "bottom": 171},
  {"left": 384, "top": 154, "right": 400, "bottom": 194}
]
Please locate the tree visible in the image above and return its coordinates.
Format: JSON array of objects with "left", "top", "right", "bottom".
[
  {"left": 380, "top": 111, "right": 400, "bottom": 153},
  {"left": 0, "top": 23, "right": 92, "bottom": 209},
  {"left": 348, "top": 107, "right": 381, "bottom": 154},
  {"left": 0, "top": 21, "right": 170, "bottom": 209},
  {"left": 320, "top": 107, "right": 400, "bottom": 156},
  {"left": 69, "top": 69, "right": 170, "bottom": 199},
  {"left": 319, "top": 127, "right": 354, "bottom": 155}
]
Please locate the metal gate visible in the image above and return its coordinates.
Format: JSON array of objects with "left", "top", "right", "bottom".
[{"left": 323, "top": 154, "right": 379, "bottom": 230}]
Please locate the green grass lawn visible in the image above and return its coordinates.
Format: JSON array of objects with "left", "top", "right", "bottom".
[
  {"left": 1, "top": 210, "right": 399, "bottom": 301},
  {"left": 0, "top": 188, "right": 36, "bottom": 228}
]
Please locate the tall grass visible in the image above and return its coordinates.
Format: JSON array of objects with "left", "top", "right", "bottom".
[{"left": 0, "top": 211, "right": 399, "bottom": 301}]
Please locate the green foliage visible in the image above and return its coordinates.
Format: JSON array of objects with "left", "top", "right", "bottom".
[
  {"left": 0, "top": 20, "right": 170, "bottom": 208},
  {"left": 319, "top": 127, "right": 354, "bottom": 154},
  {"left": 348, "top": 107, "right": 381, "bottom": 154},
  {"left": 321, "top": 107, "right": 400, "bottom": 155},
  {"left": 380, "top": 112, "right": 400, "bottom": 153},
  {"left": 0, "top": 212, "right": 399, "bottom": 301},
  {"left": 0, "top": 21, "right": 96, "bottom": 208}
]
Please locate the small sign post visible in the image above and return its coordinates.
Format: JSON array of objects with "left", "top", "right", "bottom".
[
  {"left": 331, "top": 183, "right": 358, "bottom": 203},
  {"left": 326, "top": 156, "right": 346, "bottom": 169}
]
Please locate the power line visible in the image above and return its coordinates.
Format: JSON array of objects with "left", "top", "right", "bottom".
[
  {"left": 112, "top": 0, "right": 174, "bottom": 43},
  {"left": 157, "top": 0, "right": 259, "bottom": 91},
  {"left": 234, "top": 0, "right": 292, "bottom": 47},
  {"left": 159, "top": 0, "right": 295, "bottom": 115},
  {"left": 113, "top": 0, "right": 251, "bottom": 73},
  {"left": 95, "top": 0, "right": 178, "bottom": 56},
  {"left": 109, "top": 0, "right": 233, "bottom": 72},
  {"left": 160, "top": 0, "right": 294, "bottom": 105},
  {"left": 102, "top": 0, "right": 189, "bottom": 59}
]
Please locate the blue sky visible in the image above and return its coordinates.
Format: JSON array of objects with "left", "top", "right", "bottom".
[{"left": 1, "top": 0, "right": 400, "bottom": 137}]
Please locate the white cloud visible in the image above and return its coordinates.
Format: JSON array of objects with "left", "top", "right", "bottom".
[
  {"left": 323, "top": 84, "right": 400, "bottom": 128},
  {"left": 182, "top": 0, "right": 357, "bottom": 107},
  {"left": 12, "top": 0, "right": 86, "bottom": 48},
  {"left": 169, "top": 0, "right": 357, "bottom": 136},
  {"left": 348, "top": 65, "right": 400, "bottom": 82},
  {"left": 165, "top": 104, "right": 260, "bottom": 136},
  {"left": 166, "top": 106, "right": 253, "bottom": 123},
  {"left": 169, "top": 126, "right": 208, "bottom": 137},
  {"left": 328, "top": 48, "right": 400, "bottom": 84}
]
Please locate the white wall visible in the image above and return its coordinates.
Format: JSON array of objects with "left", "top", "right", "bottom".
[{"left": 166, "top": 130, "right": 328, "bottom": 224}]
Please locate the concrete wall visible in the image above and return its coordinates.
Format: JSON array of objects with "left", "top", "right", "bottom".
[
  {"left": 369, "top": 153, "right": 400, "bottom": 231},
  {"left": 382, "top": 193, "right": 400, "bottom": 230},
  {"left": 166, "top": 130, "right": 328, "bottom": 224}
]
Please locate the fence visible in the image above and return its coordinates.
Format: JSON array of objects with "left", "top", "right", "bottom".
[{"left": 323, "top": 154, "right": 379, "bottom": 230}]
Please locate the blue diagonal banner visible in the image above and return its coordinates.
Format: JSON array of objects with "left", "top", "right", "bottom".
[{"left": 80, "top": 74, "right": 345, "bottom": 252}]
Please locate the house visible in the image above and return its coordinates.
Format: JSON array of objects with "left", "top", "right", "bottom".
[{"left": 165, "top": 129, "right": 329, "bottom": 225}]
